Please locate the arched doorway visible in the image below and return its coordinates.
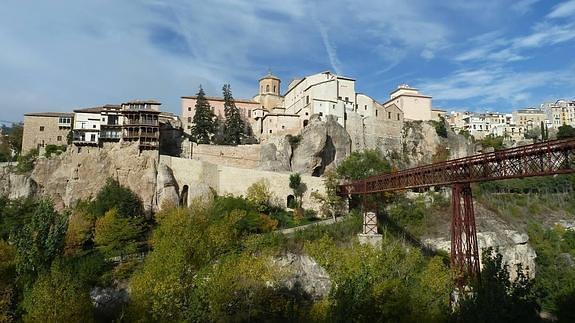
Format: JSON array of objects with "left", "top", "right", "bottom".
[
  {"left": 180, "top": 185, "right": 189, "bottom": 207},
  {"left": 287, "top": 195, "right": 295, "bottom": 208},
  {"left": 303, "top": 119, "right": 309, "bottom": 127}
]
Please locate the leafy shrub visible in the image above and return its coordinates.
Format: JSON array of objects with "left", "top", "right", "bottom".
[
  {"left": 431, "top": 118, "right": 448, "bottom": 138},
  {"left": 478, "top": 134, "right": 504, "bottom": 150},
  {"left": 16, "top": 148, "right": 37, "bottom": 173},
  {"left": 557, "top": 124, "right": 575, "bottom": 139},
  {"left": 246, "top": 179, "right": 273, "bottom": 212},
  {"left": 90, "top": 178, "right": 143, "bottom": 218},
  {"left": 94, "top": 209, "right": 143, "bottom": 258},
  {"left": 44, "top": 144, "right": 67, "bottom": 158},
  {"left": 336, "top": 149, "right": 391, "bottom": 180}
]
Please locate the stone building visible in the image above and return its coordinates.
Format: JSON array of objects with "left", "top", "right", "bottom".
[
  {"left": 22, "top": 112, "right": 73, "bottom": 153},
  {"left": 512, "top": 108, "right": 547, "bottom": 130},
  {"left": 541, "top": 100, "right": 575, "bottom": 128},
  {"left": 382, "top": 84, "right": 432, "bottom": 121},
  {"left": 181, "top": 70, "right": 410, "bottom": 140},
  {"left": 73, "top": 100, "right": 161, "bottom": 150}
]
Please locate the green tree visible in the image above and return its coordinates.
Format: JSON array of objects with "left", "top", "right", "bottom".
[
  {"left": 22, "top": 260, "right": 94, "bottom": 322},
  {"left": 311, "top": 169, "right": 345, "bottom": 220},
  {"left": 191, "top": 86, "right": 216, "bottom": 144},
  {"left": 432, "top": 118, "right": 448, "bottom": 138},
  {"left": 246, "top": 179, "right": 274, "bottom": 213},
  {"left": 15, "top": 199, "right": 68, "bottom": 279},
  {"left": 90, "top": 178, "right": 143, "bottom": 218},
  {"left": 7, "top": 123, "right": 23, "bottom": 158},
  {"left": 557, "top": 124, "right": 575, "bottom": 139},
  {"left": 456, "top": 248, "right": 539, "bottom": 322},
  {"left": 0, "top": 240, "right": 17, "bottom": 322},
  {"left": 336, "top": 149, "right": 391, "bottom": 180},
  {"left": 15, "top": 149, "right": 37, "bottom": 173},
  {"left": 478, "top": 134, "right": 505, "bottom": 150},
  {"left": 94, "top": 209, "right": 143, "bottom": 258},
  {"left": 222, "top": 84, "right": 245, "bottom": 145},
  {"left": 64, "top": 209, "right": 94, "bottom": 256},
  {"left": 289, "top": 173, "right": 306, "bottom": 211},
  {"left": 525, "top": 126, "right": 541, "bottom": 140}
]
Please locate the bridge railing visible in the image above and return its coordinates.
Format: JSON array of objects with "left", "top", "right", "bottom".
[{"left": 340, "top": 138, "right": 575, "bottom": 195}]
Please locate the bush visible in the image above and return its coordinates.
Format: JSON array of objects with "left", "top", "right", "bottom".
[
  {"left": 15, "top": 148, "right": 37, "bottom": 173},
  {"left": 336, "top": 149, "right": 391, "bottom": 180},
  {"left": 478, "top": 134, "right": 504, "bottom": 150},
  {"left": 90, "top": 178, "right": 143, "bottom": 218},
  {"left": 246, "top": 179, "right": 273, "bottom": 212},
  {"left": 44, "top": 144, "right": 67, "bottom": 158},
  {"left": 431, "top": 118, "right": 448, "bottom": 138},
  {"left": 557, "top": 124, "right": 575, "bottom": 139},
  {"left": 94, "top": 209, "right": 143, "bottom": 258}
]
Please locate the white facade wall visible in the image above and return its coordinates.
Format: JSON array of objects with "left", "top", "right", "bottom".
[
  {"left": 73, "top": 112, "right": 101, "bottom": 143},
  {"left": 356, "top": 93, "right": 376, "bottom": 117}
]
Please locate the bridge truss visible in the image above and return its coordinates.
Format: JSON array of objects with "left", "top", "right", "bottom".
[{"left": 339, "top": 138, "right": 575, "bottom": 282}]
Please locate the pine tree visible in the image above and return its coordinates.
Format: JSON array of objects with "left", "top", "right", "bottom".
[
  {"left": 222, "top": 84, "right": 245, "bottom": 145},
  {"left": 191, "top": 86, "right": 216, "bottom": 144}
]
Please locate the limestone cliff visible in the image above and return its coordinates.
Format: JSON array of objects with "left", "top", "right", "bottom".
[{"left": 0, "top": 142, "right": 180, "bottom": 214}]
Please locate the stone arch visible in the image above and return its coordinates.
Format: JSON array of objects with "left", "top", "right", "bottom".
[
  {"left": 180, "top": 185, "right": 189, "bottom": 207},
  {"left": 287, "top": 195, "right": 295, "bottom": 208}
]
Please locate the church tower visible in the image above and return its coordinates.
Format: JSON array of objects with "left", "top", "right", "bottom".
[
  {"left": 256, "top": 71, "right": 283, "bottom": 111},
  {"left": 259, "top": 71, "right": 281, "bottom": 96}
]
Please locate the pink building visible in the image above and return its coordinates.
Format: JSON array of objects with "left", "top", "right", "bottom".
[{"left": 181, "top": 96, "right": 260, "bottom": 133}]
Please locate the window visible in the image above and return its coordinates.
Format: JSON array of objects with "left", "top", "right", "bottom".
[
  {"left": 266, "top": 85, "right": 270, "bottom": 92},
  {"left": 57, "top": 136, "right": 62, "bottom": 141},
  {"left": 306, "top": 96, "right": 309, "bottom": 104},
  {"left": 188, "top": 117, "right": 191, "bottom": 122},
  {"left": 269, "top": 130, "right": 272, "bottom": 133},
  {"left": 332, "top": 105, "right": 335, "bottom": 109},
  {"left": 273, "top": 85, "right": 276, "bottom": 93},
  {"left": 305, "top": 112, "right": 309, "bottom": 116},
  {"left": 388, "top": 112, "right": 391, "bottom": 119},
  {"left": 188, "top": 107, "right": 191, "bottom": 111},
  {"left": 319, "top": 112, "right": 323, "bottom": 116},
  {"left": 40, "top": 126, "right": 45, "bottom": 131},
  {"left": 102, "top": 117, "right": 105, "bottom": 121},
  {"left": 338, "top": 96, "right": 342, "bottom": 100},
  {"left": 93, "top": 125, "right": 96, "bottom": 128},
  {"left": 90, "top": 134, "right": 96, "bottom": 141},
  {"left": 397, "top": 113, "right": 400, "bottom": 120},
  {"left": 282, "top": 125, "right": 285, "bottom": 129},
  {"left": 345, "top": 97, "right": 349, "bottom": 102},
  {"left": 375, "top": 110, "right": 378, "bottom": 117},
  {"left": 364, "top": 105, "right": 367, "bottom": 110}
]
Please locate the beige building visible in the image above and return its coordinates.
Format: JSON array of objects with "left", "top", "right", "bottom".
[
  {"left": 431, "top": 108, "right": 447, "bottom": 121},
  {"left": 542, "top": 100, "right": 575, "bottom": 127},
  {"left": 383, "top": 84, "right": 432, "bottom": 121},
  {"left": 22, "top": 112, "right": 73, "bottom": 153},
  {"left": 512, "top": 108, "right": 546, "bottom": 130},
  {"left": 181, "top": 70, "right": 406, "bottom": 140}
]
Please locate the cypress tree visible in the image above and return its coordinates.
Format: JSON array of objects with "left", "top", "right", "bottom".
[
  {"left": 222, "top": 84, "right": 245, "bottom": 145},
  {"left": 191, "top": 86, "right": 216, "bottom": 144}
]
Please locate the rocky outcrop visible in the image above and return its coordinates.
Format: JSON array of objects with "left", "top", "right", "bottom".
[
  {"left": 258, "top": 115, "right": 351, "bottom": 176},
  {"left": 156, "top": 164, "right": 180, "bottom": 209},
  {"left": 3, "top": 142, "right": 183, "bottom": 214},
  {"left": 399, "top": 121, "right": 474, "bottom": 168},
  {"left": 0, "top": 166, "right": 37, "bottom": 199},
  {"left": 275, "top": 252, "right": 332, "bottom": 299},
  {"left": 90, "top": 284, "right": 129, "bottom": 320},
  {"left": 424, "top": 229, "right": 537, "bottom": 280}
]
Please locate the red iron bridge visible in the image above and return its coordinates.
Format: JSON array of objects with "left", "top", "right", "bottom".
[{"left": 339, "top": 138, "right": 575, "bottom": 282}]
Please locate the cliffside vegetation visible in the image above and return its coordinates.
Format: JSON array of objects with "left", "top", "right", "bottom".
[{"left": 2, "top": 150, "right": 575, "bottom": 321}]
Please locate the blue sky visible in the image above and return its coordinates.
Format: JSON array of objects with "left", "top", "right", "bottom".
[{"left": 1, "top": 0, "right": 575, "bottom": 123}]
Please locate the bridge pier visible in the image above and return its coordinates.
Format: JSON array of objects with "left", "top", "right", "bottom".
[
  {"left": 451, "top": 183, "right": 481, "bottom": 286},
  {"left": 358, "top": 211, "right": 382, "bottom": 247}
]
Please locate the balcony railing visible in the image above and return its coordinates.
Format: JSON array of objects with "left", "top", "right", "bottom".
[{"left": 124, "top": 120, "right": 159, "bottom": 126}]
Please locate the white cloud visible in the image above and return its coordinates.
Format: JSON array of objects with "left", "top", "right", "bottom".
[
  {"left": 418, "top": 65, "right": 574, "bottom": 110},
  {"left": 547, "top": 0, "right": 575, "bottom": 18}
]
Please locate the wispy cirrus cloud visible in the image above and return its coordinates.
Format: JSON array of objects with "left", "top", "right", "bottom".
[{"left": 547, "top": 0, "right": 575, "bottom": 18}]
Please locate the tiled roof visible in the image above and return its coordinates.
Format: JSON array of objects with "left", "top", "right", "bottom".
[{"left": 24, "top": 112, "right": 74, "bottom": 117}]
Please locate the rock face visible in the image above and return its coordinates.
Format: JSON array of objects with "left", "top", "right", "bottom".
[
  {"left": 399, "top": 121, "right": 474, "bottom": 168},
  {"left": 156, "top": 164, "right": 180, "bottom": 209},
  {"left": 90, "top": 284, "right": 129, "bottom": 320},
  {"left": 259, "top": 115, "right": 352, "bottom": 176},
  {"left": 0, "top": 166, "right": 37, "bottom": 199},
  {"left": 9, "top": 142, "right": 182, "bottom": 214},
  {"left": 424, "top": 230, "right": 537, "bottom": 280},
  {"left": 275, "top": 252, "right": 332, "bottom": 299}
]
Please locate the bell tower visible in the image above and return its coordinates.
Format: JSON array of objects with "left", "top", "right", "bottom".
[{"left": 259, "top": 70, "right": 281, "bottom": 96}]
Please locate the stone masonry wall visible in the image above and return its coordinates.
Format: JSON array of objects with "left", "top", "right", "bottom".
[
  {"left": 190, "top": 143, "right": 261, "bottom": 169},
  {"left": 160, "top": 155, "right": 326, "bottom": 212}
]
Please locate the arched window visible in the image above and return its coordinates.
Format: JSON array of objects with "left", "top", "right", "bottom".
[
  {"left": 266, "top": 85, "right": 270, "bottom": 92},
  {"left": 303, "top": 119, "right": 309, "bottom": 127},
  {"left": 273, "top": 85, "right": 276, "bottom": 93}
]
